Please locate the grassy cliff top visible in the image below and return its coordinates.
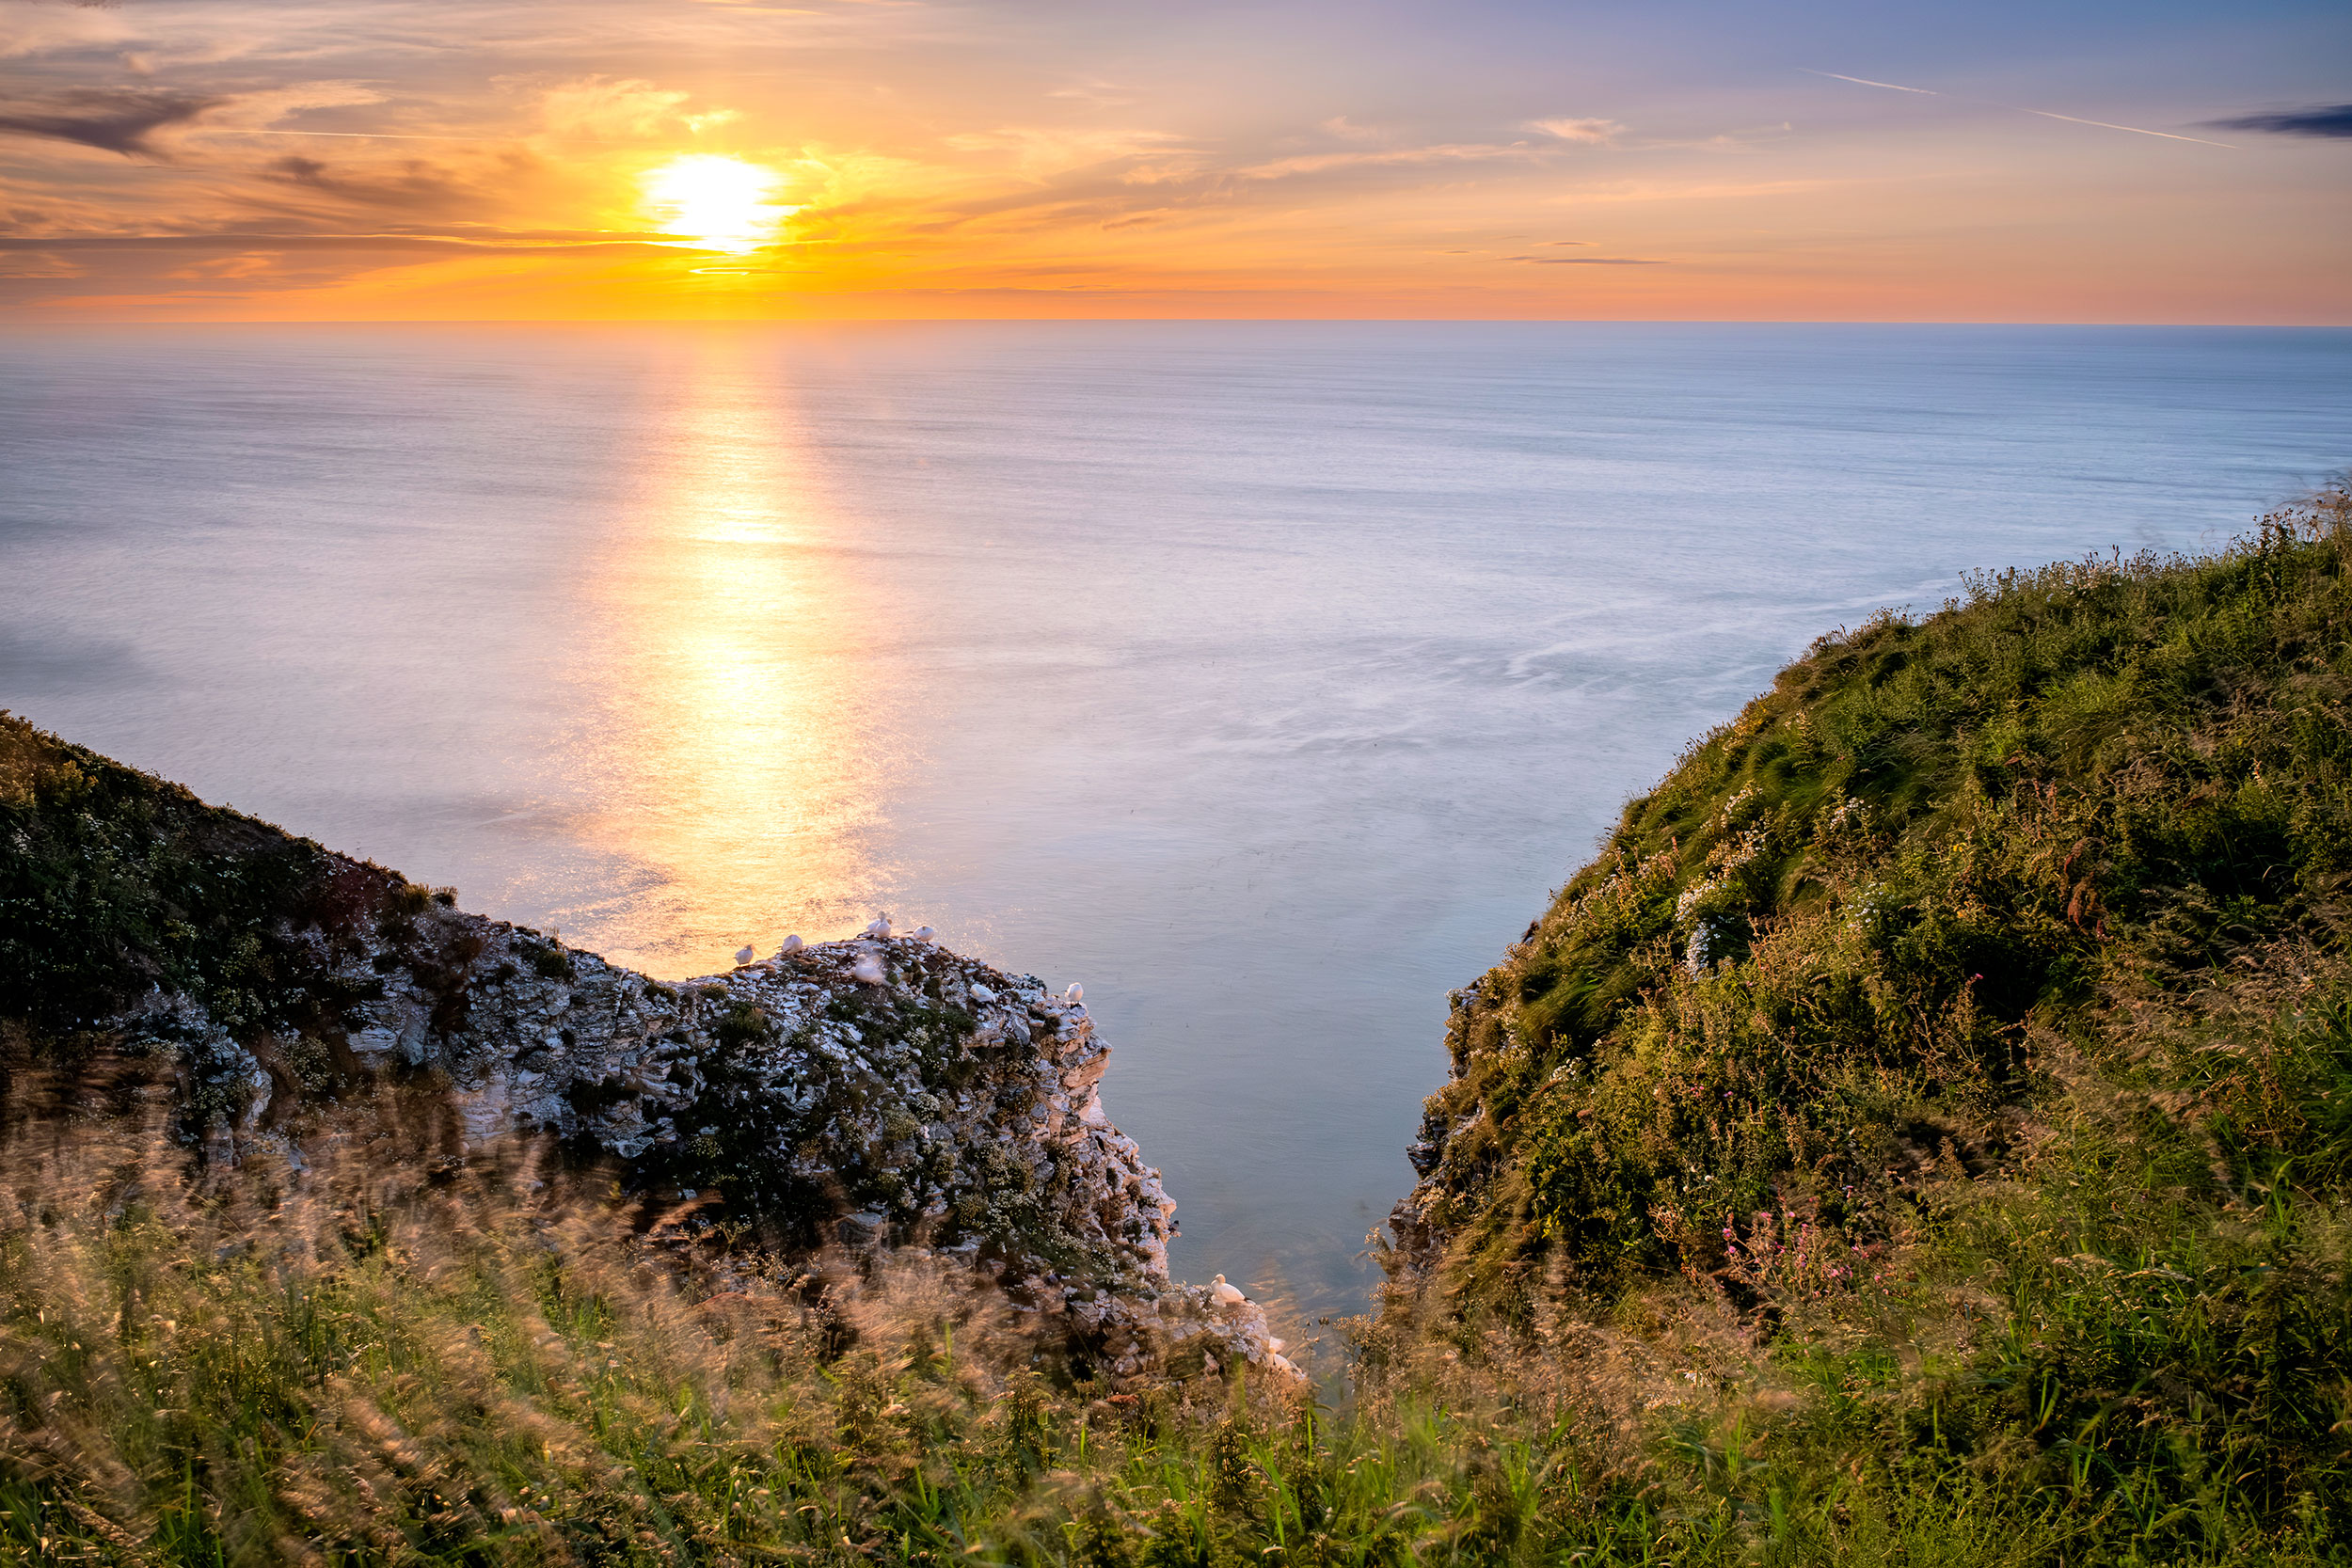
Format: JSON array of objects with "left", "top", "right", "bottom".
[{"left": 1391, "top": 483, "right": 2352, "bottom": 1544}]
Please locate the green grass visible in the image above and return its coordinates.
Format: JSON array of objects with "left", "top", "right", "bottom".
[
  {"left": 1397, "top": 482, "right": 2352, "bottom": 1555},
  {"left": 8, "top": 1111, "right": 2333, "bottom": 1566},
  {"left": 5, "top": 484, "right": 2351, "bottom": 1562}
]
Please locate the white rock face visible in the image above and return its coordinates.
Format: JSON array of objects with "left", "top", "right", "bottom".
[{"left": 140, "top": 897, "right": 1184, "bottom": 1300}]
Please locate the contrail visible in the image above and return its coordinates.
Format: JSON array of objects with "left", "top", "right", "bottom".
[
  {"left": 1801, "top": 68, "right": 2237, "bottom": 148},
  {"left": 2017, "top": 108, "right": 2237, "bottom": 148},
  {"left": 1805, "top": 71, "right": 1935, "bottom": 96}
]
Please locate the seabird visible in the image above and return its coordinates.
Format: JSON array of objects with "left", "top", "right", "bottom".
[
  {"left": 1063, "top": 982, "right": 1084, "bottom": 1005},
  {"left": 910, "top": 925, "right": 936, "bottom": 943},
  {"left": 776, "top": 934, "right": 804, "bottom": 957},
  {"left": 734, "top": 945, "right": 755, "bottom": 967},
  {"left": 864, "top": 912, "right": 894, "bottom": 941},
  {"left": 851, "top": 953, "right": 886, "bottom": 986}
]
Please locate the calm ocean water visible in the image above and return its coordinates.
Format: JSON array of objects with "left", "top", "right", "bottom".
[{"left": 4, "top": 323, "right": 2347, "bottom": 1315}]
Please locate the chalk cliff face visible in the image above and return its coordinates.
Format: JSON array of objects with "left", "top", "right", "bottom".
[{"left": 0, "top": 713, "right": 1297, "bottom": 1381}]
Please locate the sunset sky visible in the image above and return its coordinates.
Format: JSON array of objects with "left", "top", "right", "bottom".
[{"left": 1, "top": 0, "right": 2345, "bottom": 323}]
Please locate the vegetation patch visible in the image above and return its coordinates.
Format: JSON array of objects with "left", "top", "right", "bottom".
[{"left": 1395, "top": 483, "right": 2352, "bottom": 1551}]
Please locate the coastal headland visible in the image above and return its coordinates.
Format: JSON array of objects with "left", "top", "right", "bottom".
[{"left": 0, "top": 483, "right": 2346, "bottom": 1561}]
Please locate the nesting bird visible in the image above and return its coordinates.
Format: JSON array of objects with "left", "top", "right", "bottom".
[
  {"left": 1062, "top": 982, "right": 1084, "bottom": 1006},
  {"left": 776, "top": 933, "right": 804, "bottom": 957},
  {"left": 910, "top": 925, "right": 936, "bottom": 943},
  {"left": 734, "top": 944, "right": 755, "bottom": 967},
  {"left": 850, "top": 953, "right": 886, "bottom": 986},
  {"left": 1210, "top": 1274, "right": 1246, "bottom": 1307},
  {"left": 864, "top": 912, "right": 894, "bottom": 941}
]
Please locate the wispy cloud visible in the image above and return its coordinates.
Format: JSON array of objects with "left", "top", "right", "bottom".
[
  {"left": 944, "top": 125, "right": 1194, "bottom": 180},
  {"left": 0, "top": 231, "right": 703, "bottom": 254},
  {"left": 0, "top": 87, "right": 225, "bottom": 159},
  {"left": 1239, "top": 140, "right": 1544, "bottom": 180},
  {"left": 258, "top": 151, "right": 511, "bottom": 215},
  {"left": 1502, "top": 254, "right": 1662, "bottom": 264},
  {"left": 0, "top": 248, "right": 82, "bottom": 278},
  {"left": 2203, "top": 103, "right": 2352, "bottom": 139},
  {"left": 1528, "top": 118, "right": 1623, "bottom": 144},
  {"left": 1048, "top": 81, "right": 1137, "bottom": 111},
  {"left": 531, "top": 76, "right": 694, "bottom": 142}
]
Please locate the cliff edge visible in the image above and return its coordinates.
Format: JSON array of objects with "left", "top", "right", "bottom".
[
  {"left": 0, "top": 712, "right": 1294, "bottom": 1382},
  {"left": 1386, "top": 488, "right": 2352, "bottom": 1529}
]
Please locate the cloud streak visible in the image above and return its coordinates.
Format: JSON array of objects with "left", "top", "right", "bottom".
[
  {"left": 0, "top": 87, "right": 224, "bottom": 159},
  {"left": 2204, "top": 104, "right": 2352, "bottom": 139},
  {"left": 1528, "top": 117, "right": 1623, "bottom": 144},
  {"left": 1502, "top": 254, "right": 1663, "bottom": 264},
  {"left": 0, "top": 233, "right": 707, "bottom": 254}
]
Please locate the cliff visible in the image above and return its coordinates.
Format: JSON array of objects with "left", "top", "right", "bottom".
[
  {"left": 0, "top": 712, "right": 1294, "bottom": 1383},
  {"left": 4, "top": 492, "right": 2349, "bottom": 1561},
  {"left": 1389, "top": 487, "right": 2352, "bottom": 1530}
]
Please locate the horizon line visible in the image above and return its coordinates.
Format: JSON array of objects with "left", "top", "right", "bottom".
[{"left": 3, "top": 316, "right": 2347, "bottom": 329}]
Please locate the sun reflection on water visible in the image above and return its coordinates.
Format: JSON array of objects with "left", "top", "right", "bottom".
[{"left": 562, "top": 339, "right": 900, "bottom": 976}]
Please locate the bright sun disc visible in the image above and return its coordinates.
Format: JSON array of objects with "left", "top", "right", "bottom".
[{"left": 642, "top": 154, "right": 787, "bottom": 254}]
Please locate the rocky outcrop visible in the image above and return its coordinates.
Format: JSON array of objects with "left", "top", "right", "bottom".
[
  {"left": 257, "top": 910, "right": 1178, "bottom": 1292},
  {"left": 0, "top": 713, "right": 1299, "bottom": 1384}
]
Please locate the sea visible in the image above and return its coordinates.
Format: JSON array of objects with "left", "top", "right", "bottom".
[{"left": 3, "top": 322, "right": 2347, "bottom": 1319}]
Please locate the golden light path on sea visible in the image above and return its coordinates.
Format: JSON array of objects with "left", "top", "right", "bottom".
[{"left": 570, "top": 336, "right": 901, "bottom": 976}]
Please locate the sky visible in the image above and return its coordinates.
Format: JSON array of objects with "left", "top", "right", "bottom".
[{"left": 0, "top": 0, "right": 2345, "bottom": 322}]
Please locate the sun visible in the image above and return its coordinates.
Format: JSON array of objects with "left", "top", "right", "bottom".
[{"left": 641, "top": 154, "right": 790, "bottom": 254}]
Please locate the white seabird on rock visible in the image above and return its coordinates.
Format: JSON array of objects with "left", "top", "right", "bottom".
[
  {"left": 734, "top": 945, "right": 755, "bottom": 967},
  {"left": 1210, "top": 1274, "right": 1246, "bottom": 1307},
  {"left": 910, "top": 925, "right": 936, "bottom": 943},
  {"left": 864, "top": 912, "right": 894, "bottom": 941},
  {"left": 776, "top": 934, "right": 804, "bottom": 957},
  {"left": 850, "top": 953, "right": 886, "bottom": 986},
  {"left": 1062, "top": 982, "right": 1084, "bottom": 1006}
]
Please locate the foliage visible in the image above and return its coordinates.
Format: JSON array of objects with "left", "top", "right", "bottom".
[
  {"left": 1395, "top": 482, "right": 2352, "bottom": 1552},
  {"left": 6, "top": 1112, "right": 2341, "bottom": 1566},
  {"left": 0, "top": 710, "right": 444, "bottom": 1126}
]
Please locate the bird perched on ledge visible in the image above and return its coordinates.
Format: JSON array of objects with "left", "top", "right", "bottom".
[
  {"left": 734, "top": 944, "right": 755, "bottom": 967},
  {"left": 776, "top": 934, "right": 804, "bottom": 958},
  {"left": 911, "top": 925, "right": 936, "bottom": 943},
  {"left": 864, "top": 912, "right": 893, "bottom": 941},
  {"left": 1062, "top": 982, "right": 1084, "bottom": 1006}
]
